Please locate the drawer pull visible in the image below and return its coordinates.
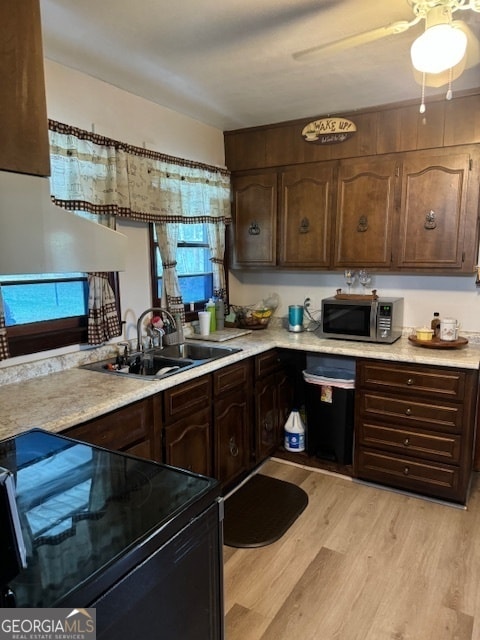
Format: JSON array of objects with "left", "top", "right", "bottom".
[
  {"left": 264, "top": 419, "right": 273, "bottom": 432},
  {"left": 406, "top": 378, "right": 414, "bottom": 386},
  {"left": 403, "top": 438, "right": 410, "bottom": 446},
  {"left": 405, "top": 408, "right": 412, "bottom": 416},
  {"left": 404, "top": 466, "right": 410, "bottom": 476}
]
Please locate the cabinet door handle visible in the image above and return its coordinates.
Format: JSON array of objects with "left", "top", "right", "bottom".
[
  {"left": 357, "top": 215, "right": 368, "bottom": 232},
  {"left": 403, "top": 466, "right": 410, "bottom": 476},
  {"left": 403, "top": 438, "right": 410, "bottom": 446},
  {"left": 248, "top": 221, "right": 260, "bottom": 235},
  {"left": 229, "top": 436, "right": 239, "bottom": 457},
  {"left": 264, "top": 419, "right": 273, "bottom": 432},
  {"left": 424, "top": 210, "right": 437, "bottom": 230},
  {"left": 406, "top": 378, "right": 414, "bottom": 386},
  {"left": 405, "top": 408, "right": 412, "bottom": 416},
  {"left": 299, "top": 217, "right": 310, "bottom": 233}
]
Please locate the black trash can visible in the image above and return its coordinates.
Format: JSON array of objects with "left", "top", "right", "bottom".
[{"left": 303, "top": 358, "right": 355, "bottom": 465}]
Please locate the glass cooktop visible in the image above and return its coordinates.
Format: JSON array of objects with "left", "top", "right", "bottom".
[{"left": 0, "top": 429, "right": 218, "bottom": 607}]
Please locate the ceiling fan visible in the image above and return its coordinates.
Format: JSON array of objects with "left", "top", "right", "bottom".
[{"left": 293, "top": 0, "right": 480, "bottom": 88}]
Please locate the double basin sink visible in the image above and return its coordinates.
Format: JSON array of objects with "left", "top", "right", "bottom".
[{"left": 81, "top": 342, "right": 242, "bottom": 380}]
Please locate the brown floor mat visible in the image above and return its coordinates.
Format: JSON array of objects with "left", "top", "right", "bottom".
[{"left": 223, "top": 473, "right": 309, "bottom": 548}]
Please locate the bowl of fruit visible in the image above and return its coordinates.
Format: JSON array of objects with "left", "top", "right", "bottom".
[{"left": 231, "top": 304, "right": 275, "bottom": 330}]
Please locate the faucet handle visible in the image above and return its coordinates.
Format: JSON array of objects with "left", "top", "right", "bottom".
[{"left": 117, "top": 341, "right": 130, "bottom": 355}]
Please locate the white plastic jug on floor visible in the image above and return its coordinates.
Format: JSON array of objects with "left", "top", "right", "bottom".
[{"left": 284, "top": 410, "right": 305, "bottom": 452}]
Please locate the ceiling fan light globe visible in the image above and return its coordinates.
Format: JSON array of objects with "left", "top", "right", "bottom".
[{"left": 410, "top": 24, "right": 468, "bottom": 74}]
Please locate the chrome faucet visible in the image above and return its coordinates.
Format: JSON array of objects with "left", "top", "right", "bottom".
[{"left": 136, "top": 307, "right": 178, "bottom": 351}]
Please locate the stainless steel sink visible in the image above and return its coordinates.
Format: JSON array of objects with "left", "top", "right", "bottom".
[
  {"left": 161, "top": 343, "right": 241, "bottom": 361},
  {"left": 81, "top": 342, "right": 242, "bottom": 380}
]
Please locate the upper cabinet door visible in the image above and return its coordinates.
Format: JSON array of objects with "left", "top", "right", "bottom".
[
  {"left": 396, "top": 149, "right": 475, "bottom": 271},
  {"left": 278, "top": 163, "right": 336, "bottom": 268},
  {"left": 334, "top": 157, "right": 397, "bottom": 268},
  {"left": 0, "top": 0, "right": 50, "bottom": 176},
  {"left": 231, "top": 171, "right": 277, "bottom": 267}
]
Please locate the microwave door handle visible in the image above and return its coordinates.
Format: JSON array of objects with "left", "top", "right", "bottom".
[{"left": 370, "top": 300, "right": 378, "bottom": 338}]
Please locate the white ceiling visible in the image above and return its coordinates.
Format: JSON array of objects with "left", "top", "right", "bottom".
[{"left": 40, "top": 0, "right": 480, "bottom": 132}]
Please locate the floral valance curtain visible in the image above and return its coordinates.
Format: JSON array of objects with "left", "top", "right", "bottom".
[
  {"left": 49, "top": 120, "right": 232, "bottom": 323},
  {"left": 48, "top": 121, "right": 231, "bottom": 225}
]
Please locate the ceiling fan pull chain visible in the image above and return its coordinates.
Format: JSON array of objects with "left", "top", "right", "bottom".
[
  {"left": 446, "top": 67, "right": 453, "bottom": 100},
  {"left": 419, "top": 72, "right": 426, "bottom": 114}
]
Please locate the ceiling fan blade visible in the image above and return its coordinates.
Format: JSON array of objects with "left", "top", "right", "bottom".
[{"left": 292, "top": 19, "right": 415, "bottom": 62}]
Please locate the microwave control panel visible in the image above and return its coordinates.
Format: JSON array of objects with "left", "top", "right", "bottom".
[{"left": 377, "top": 304, "right": 394, "bottom": 337}]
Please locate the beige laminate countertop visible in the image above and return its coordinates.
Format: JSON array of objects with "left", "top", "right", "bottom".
[{"left": 1, "top": 327, "right": 479, "bottom": 442}]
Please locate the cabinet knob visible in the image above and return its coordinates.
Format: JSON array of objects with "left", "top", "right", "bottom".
[
  {"left": 264, "top": 420, "right": 273, "bottom": 432},
  {"left": 406, "top": 378, "right": 414, "bottom": 385},
  {"left": 405, "top": 408, "right": 412, "bottom": 416},
  {"left": 248, "top": 221, "right": 260, "bottom": 235},
  {"left": 403, "top": 438, "right": 410, "bottom": 446},
  {"left": 404, "top": 466, "right": 410, "bottom": 476}
]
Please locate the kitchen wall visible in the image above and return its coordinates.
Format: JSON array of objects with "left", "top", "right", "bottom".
[
  {"left": 229, "top": 270, "right": 480, "bottom": 333},
  {"left": 2, "top": 59, "right": 479, "bottom": 369}
]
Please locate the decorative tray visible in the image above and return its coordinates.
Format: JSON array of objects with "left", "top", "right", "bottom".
[
  {"left": 334, "top": 288, "right": 378, "bottom": 301},
  {"left": 408, "top": 335, "right": 468, "bottom": 349}
]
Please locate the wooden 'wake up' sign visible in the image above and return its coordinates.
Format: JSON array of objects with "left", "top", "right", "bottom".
[{"left": 301, "top": 117, "right": 357, "bottom": 144}]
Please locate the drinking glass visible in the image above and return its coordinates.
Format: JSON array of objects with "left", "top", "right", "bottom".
[
  {"left": 344, "top": 269, "right": 355, "bottom": 294},
  {"left": 358, "top": 269, "right": 371, "bottom": 291}
]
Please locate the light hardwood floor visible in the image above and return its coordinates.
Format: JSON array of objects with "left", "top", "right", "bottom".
[{"left": 223, "top": 459, "right": 480, "bottom": 640}]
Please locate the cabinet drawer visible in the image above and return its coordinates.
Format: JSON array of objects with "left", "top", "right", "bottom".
[
  {"left": 360, "top": 392, "right": 462, "bottom": 433},
  {"left": 358, "top": 422, "right": 462, "bottom": 464},
  {"left": 214, "top": 359, "right": 251, "bottom": 396},
  {"left": 255, "top": 350, "right": 280, "bottom": 377},
  {"left": 356, "top": 449, "right": 460, "bottom": 499},
  {"left": 66, "top": 398, "right": 154, "bottom": 453},
  {"left": 358, "top": 361, "right": 465, "bottom": 400},
  {"left": 163, "top": 375, "right": 211, "bottom": 423}
]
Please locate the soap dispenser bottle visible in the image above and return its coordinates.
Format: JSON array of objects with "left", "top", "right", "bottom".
[{"left": 206, "top": 298, "right": 216, "bottom": 333}]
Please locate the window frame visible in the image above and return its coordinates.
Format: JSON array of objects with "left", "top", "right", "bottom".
[
  {"left": 4, "top": 273, "right": 120, "bottom": 357},
  {"left": 149, "top": 224, "right": 229, "bottom": 322}
]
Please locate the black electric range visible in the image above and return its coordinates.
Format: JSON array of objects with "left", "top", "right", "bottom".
[{"left": 0, "top": 429, "right": 223, "bottom": 639}]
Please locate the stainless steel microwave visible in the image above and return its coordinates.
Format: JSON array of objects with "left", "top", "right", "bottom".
[{"left": 320, "top": 296, "right": 404, "bottom": 344}]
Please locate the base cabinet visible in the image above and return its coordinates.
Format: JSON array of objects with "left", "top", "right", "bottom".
[
  {"left": 213, "top": 360, "right": 252, "bottom": 489},
  {"left": 254, "top": 349, "right": 298, "bottom": 463},
  {"left": 164, "top": 407, "right": 213, "bottom": 476},
  {"left": 65, "top": 396, "right": 161, "bottom": 461},
  {"left": 163, "top": 376, "right": 213, "bottom": 476},
  {"left": 355, "top": 359, "right": 478, "bottom": 503}
]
